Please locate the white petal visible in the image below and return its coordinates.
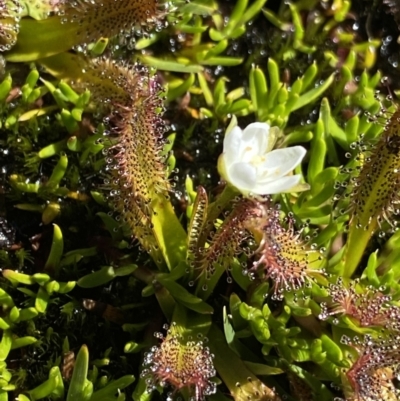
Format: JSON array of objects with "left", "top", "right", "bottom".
[
  {"left": 252, "top": 175, "right": 302, "bottom": 195},
  {"left": 226, "top": 162, "right": 257, "bottom": 193},
  {"left": 217, "top": 154, "right": 229, "bottom": 183},
  {"left": 242, "top": 123, "right": 271, "bottom": 154},
  {"left": 242, "top": 122, "right": 270, "bottom": 140},
  {"left": 223, "top": 126, "right": 245, "bottom": 167},
  {"left": 260, "top": 146, "right": 307, "bottom": 179}
]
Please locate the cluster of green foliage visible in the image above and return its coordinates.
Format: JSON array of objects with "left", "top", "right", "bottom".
[{"left": 1, "top": 0, "right": 400, "bottom": 401}]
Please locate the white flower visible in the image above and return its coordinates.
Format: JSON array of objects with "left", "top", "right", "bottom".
[{"left": 218, "top": 122, "right": 308, "bottom": 196}]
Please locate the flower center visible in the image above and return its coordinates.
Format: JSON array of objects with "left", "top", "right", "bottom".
[
  {"left": 243, "top": 145, "right": 268, "bottom": 167},
  {"left": 250, "top": 154, "right": 266, "bottom": 166}
]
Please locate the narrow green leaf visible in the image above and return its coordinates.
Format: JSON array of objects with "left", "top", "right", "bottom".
[
  {"left": 11, "top": 336, "right": 38, "bottom": 350},
  {"left": 238, "top": 0, "right": 267, "bottom": 26},
  {"left": 158, "top": 278, "right": 213, "bottom": 314},
  {"left": 135, "top": 34, "right": 160, "bottom": 50},
  {"left": 344, "top": 115, "right": 360, "bottom": 145},
  {"left": 18, "top": 395, "right": 31, "bottom": 401},
  {"left": 32, "top": 273, "right": 51, "bottom": 285},
  {"left": 224, "top": 0, "right": 248, "bottom": 36},
  {"left": 91, "top": 376, "right": 135, "bottom": 401},
  {"left": 19, "top": 307, "right": 39, "bottom": 321},
  {"left": 178, "top": 0, "right": 218, "bottom": 15},
  {"left": 35, "top": 287, "right": 50, "bottom": 313},
  {"left": 308, "top": 137, "right": 326, "bottom": 184},
  {"left": 114, "top": 265, "right": 138, "bottom": 277},
  {"left": 361, "top": 251, "right": 380, "bottom": 287},
  {"left": 19, "top": 106, "right": 59, "bottom": 122},
  {"left": 250, "top": 66, "right": 268, "bottom": 115},
  {"left": 140, "top": 56, "right": 203, "bottom": 73},
  {"left": 44, "top": 224, "right": 64, "bottom": 273},
  {"left": 28, "top": 376, "right": 58, "bottom": 401},
  {"left": 89, "top": 37, "right": 109, "bottom": 56},
  {"left": 96, "top": 212, "right": 123, "bottom": 241},
  {"left": 38, "top": 139, "right": 67, "bottom": 158},
  {"left": 167, "top": 73, "right": 195, "bottom": 101},
  {"left": 320, "top": 334, "right": 343, "bottom": 363},
  {"left": 58, "top": 281, "right": 76, "bottom": 293},
  {"left": 78, "top": 266, "right": 116, "bottom": 288},
  {"left": 67, "top": 345, "right": 91, "bottom": 401},
  {"left": 9, "top": 306, "right": 20, "bottom": 322},
  {"left": 0, "top": 319, "right": 10, "bottom": 330},
  {"left": 0, "top": 74, "right": 12, "bottom": 102},
  {"left": 292, "top": 74, "right": 335, "bottom": 111},
  {"left": 198, "top": 72, "right": 214, "bottom": 107},
  {"left": 267, "top": 58, "right": 280, "bottom": 108},
  {"left": 200, "top": 56, "right": 243, "bottom": 66},
  {"left": 0, "top": 330, "right": 12, "bottom": 361},
  {"left": 244, "top": 361, "right": 284, "bottom": 375},
  {"left": 2, "top": 270, "right": 35, "bottom": 285},
  {"left": 204, "top": 39, "right": 228, "bottom": 59}
]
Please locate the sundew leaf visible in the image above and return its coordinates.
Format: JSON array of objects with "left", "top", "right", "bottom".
[
  {"left": 41, "top": 53, "right": 187, "bottom": 268},
  {"left": 39, "top": 53, "right": 132, "bottom": 105},
  {"left": 0, "top": 0, "right": 21, "bottom": 52},
  {"left": 341, "top": 109, "right": 400, "bottom": 277},
  {"left": 6, "top": 0, "right": 163, "bottom": 62},
  {"left": 186, "top": 186, "right": 208, "bottom": 271},
  {"left": 19, "top": 0, "right": 52, "bottom": 20}
]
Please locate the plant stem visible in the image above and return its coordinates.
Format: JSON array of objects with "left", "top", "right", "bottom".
[{"left": 340, "top": 223, "right": 376, "bottom": 278}]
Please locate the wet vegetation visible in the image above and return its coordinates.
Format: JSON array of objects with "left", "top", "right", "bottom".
[{"left": 2, "top": 0, "right": 400, "bottom": 400}]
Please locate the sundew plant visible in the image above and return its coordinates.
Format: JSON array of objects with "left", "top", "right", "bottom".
[{"left": 2, "top": 0, "right": 400, "bottom": 400}]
